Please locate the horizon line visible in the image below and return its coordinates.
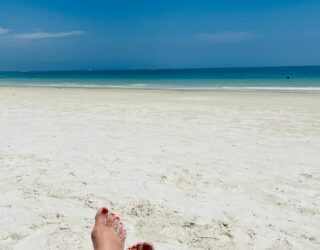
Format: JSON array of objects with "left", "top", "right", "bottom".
[{"left": 1, "top": 65, "right": 320, "bottom": 73}]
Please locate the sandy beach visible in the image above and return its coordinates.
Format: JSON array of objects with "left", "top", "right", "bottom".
[{"left": 0, "top": 86, "right": 319, "bottom": 250}]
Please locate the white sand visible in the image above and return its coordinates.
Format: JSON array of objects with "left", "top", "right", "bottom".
[{"left": 0, "top": 87, "right": 319, "bottom": 250}]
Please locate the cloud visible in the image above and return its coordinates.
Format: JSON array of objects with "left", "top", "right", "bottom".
[
  {"left": 14, "top": 30, "right": 86, "bottom": 40},
  {"left": 195, "top": 31, "right": 256, "bottom": 42},
  {"left": 0, "top": 27, "right": 10, "bottom": 36}
]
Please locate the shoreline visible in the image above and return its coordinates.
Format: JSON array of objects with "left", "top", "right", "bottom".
[{"left": 1, "top": 84, "right": 320, "bottom": 93}]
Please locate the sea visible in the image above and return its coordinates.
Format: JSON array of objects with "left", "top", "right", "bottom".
[{"left": 1, "top": 66, "right": 320, "bottom": 91}]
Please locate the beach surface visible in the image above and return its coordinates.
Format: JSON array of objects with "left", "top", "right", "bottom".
[{"left": 0, "top": 87, "right": 319, "bottom": 250}]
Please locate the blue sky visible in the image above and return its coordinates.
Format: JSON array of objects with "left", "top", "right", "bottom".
[{"left": 0, "top": 0, "right": 319, "bottom": 70}]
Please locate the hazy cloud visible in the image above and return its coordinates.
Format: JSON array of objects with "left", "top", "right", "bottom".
[
  {"left": 0, "top": 27, "right": 9, "bottom": 36},
  {"left": 14, "top": 30, "right": 86, "bottom": 40},
  {"left": 195, "top": 31, "right": 256, "bottom": 42}
]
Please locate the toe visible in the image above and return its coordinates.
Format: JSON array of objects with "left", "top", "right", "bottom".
[
  {"left": 136, "top": 242, "right": 143, "bottom": 250},
  {"left": 105, "top": 212, "right": 116, "bottom": 226},
  {"left": 142, "top": 242, "right": 154, "bottom": 250},
  {"left": 128, "top": 242, "right": 154, "bottom": 250},
  {"left": 116, "top": 222, "right": 124, "bottom": 234},
  {"left": 119, "top": 227, "right": 126, "bottom": 240},
  {"left": 95, "top": 207, "right": 108, "bottom": 225},
  {"left": 112, "top": 216, "right": 121, "bottom": 232}
]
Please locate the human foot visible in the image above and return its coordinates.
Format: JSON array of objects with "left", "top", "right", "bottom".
[
  {"left": 91, "top": 208, "right": 126, "bottom": 250},
  {"left": 128, "top": 242, "right": 154, "bottom": 250}
]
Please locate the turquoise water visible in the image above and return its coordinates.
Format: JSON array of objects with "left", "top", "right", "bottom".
[{"left": 1, "top": 66, "right": 320, "bottom": 91}]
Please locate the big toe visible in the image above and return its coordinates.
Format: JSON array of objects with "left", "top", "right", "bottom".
[
  {"left": 129, "top": 242, "right": 154, "bottom": 250},
  {"left": 95, "top": 207, "right": 109, "bottom": 225},
  {"left": 141, "top": 242, "right": 154, "bottom": 250}
]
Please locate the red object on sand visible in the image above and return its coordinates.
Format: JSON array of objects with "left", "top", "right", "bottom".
[{"left": 142, "top": 242, "right": 154, "bottom": 250}]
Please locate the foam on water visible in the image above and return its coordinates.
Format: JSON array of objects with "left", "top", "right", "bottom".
[{"left": 1, "top": 66, "right": 320, "bottom": 92}]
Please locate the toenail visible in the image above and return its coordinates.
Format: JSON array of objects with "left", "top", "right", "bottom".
[
  {"left": 142, "top": 243, "right": 153, "bottom": 250},
  {"left": 115, "top": 216, "right": 120, "bottom": 221},
  {"left": 101, "top": 208, "right": 108, "bottom": 214}
]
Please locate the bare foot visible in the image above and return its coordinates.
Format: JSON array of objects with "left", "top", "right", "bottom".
[
  {"left": 91, "top": 208, "right": 126, "bottom": 250},
  {"left": 128, "top": 242, "right": 154, "bottom": 250}
]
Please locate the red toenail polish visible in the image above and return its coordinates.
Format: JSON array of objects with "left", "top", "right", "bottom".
[
  {"left": 115, "top": 216, "right": 120, "bottom": 220},
  {"left": 101, "top": 208, "right": 108, "bottom": 214},
  {"left": 142, "top": 243, "right": 153, "bottom": 250},
  {"left": 111, "top": 213, "right": 115, "bottom": 216}
]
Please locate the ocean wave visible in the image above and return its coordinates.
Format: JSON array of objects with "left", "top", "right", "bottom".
[{"left": 1, "top": 82, "right": 320, "bottom": 92}]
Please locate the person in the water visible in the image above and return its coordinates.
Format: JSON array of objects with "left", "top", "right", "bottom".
[{"left": 91, "top": 207, "right": 154, "bottom": 250}]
